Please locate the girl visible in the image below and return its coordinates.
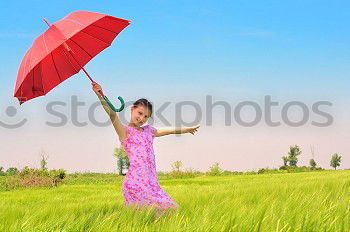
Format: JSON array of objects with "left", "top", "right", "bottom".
[{"left": 92, "top": 82, "right": 200, "bottom": 218}]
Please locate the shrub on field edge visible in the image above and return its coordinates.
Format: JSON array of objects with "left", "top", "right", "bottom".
[
  {"left": 0, "top": 167, "right": 19, "bottom": 176},
  {"left": 278, "top": 166, "right": 325, "bottom": 172},
  {"left": 207, "top": 162, "right": 223, "bottom": 176},
  {"left": 4, "top": 166, "right": 66, "bottom": 190},
  {"left": 168, "top": 168, "right": 201, "bottom": 178}
]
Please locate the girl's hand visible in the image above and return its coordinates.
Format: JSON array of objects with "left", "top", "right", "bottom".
[
  {"left": 92, "top": 82, "right": 102, "bottom": 95},
  {"left": 187, "top": 125, "right": 200, "bottom": 135}
]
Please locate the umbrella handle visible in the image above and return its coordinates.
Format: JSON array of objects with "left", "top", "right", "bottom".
[
  {"left": 103, "top": 95, "right": 125, "bottom": 112},
  {"left": 92, "top": 81, "right": 124, "bottom": 112}
]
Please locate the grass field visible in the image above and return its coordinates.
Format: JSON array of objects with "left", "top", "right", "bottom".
[{"left": 0, "top": 170, "right": 349, "bottom": 231}]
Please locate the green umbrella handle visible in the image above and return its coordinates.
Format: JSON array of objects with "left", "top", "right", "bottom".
[{"left": 103, "top": 95, "right": 125, "bottom": 112}]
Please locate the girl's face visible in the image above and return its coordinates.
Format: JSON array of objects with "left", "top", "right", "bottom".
[{"left": 131, "top": 104, "right": 151, "bottom": 126}]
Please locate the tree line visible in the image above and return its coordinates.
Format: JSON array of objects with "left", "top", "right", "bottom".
[
  {"left": 113, "top": 144, "right": 344, "bottom": 176},
  {"left": 281, "top": 145, "right": 342, "bottom": 170}
]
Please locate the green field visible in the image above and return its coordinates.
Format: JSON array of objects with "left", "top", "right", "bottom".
[{"left": 0, "top": 170, "right": 349, "bottom": 231}]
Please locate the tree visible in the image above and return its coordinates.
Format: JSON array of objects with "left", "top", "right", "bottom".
[
  {"left": 309, "top": 145, "right": 317, "bottom": 169},
  {"left": 288, "top": 145, "right": 302, "bottom": 166},
  {"left": 208, "top": 162, "right": 222, "bottom": 176},
  {"left": 282, "top": 156, "right": 289, "bottom": 166},
  {"left": 113, "top": 147, "right": 129, "bottom": 175},
  {"left": 309, "top": 159, "right": 317, "bottom": 169},
  {"left": 330, "top": 153, "right": 342, "bottom": 170},
  {"left": 310, "top": 145, "right": 315, "bottom": 159},
  {"left": 171, "top": 161, "right": 183, "bottom": 172},
  {"left": 39, "top": 149, "right": 49, "bottom": 170}
]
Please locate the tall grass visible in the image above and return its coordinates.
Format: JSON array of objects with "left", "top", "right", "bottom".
[{"left": 0, "top": 170, "right": 349, "bottom": 231}]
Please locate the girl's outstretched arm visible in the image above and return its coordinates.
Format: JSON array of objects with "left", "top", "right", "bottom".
[
  {"left": 92, "top": 82, "right": 127, "bottom": 141},
  {"left": 154, "top": 125, "right": 200, "bottom": 137}
]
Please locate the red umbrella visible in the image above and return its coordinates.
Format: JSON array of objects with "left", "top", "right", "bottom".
[{"left": 14, "top": 10, "right": 130, "bottom": 111}]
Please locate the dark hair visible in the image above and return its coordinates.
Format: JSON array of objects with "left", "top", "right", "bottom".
[{"left": 133, "top": 98, "right": 153, "bottom": 118}]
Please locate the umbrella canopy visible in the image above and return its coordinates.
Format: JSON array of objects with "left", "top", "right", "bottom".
[{"left": 14, "top": 10, "right": 130, "bottom": 105}]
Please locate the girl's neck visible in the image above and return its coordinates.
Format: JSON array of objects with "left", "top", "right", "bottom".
[
  {"left": 128, "top": 122, "right": 142, "bottom": 128},
  {"left": 128, "top": 122, "right": 144, "bottom": 132}
]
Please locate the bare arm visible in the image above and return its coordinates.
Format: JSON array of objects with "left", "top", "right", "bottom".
[
  {"left": 92, "top": 82, "right": 127, "bottom": 141},
  {"left": 154, "top": 125, "right": 200, "bottom": 137}
]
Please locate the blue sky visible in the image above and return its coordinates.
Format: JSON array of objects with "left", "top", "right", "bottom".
[
  {"left": 1, "top": 0, "right": 349, "bottom": 96},
  {"left": 0, "top": 1, "right": 349, "bottom": 172}
]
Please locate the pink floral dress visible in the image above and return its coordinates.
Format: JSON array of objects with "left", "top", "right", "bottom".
[{"left": 119, "top": 124, "right": 179, "bottom": 211}]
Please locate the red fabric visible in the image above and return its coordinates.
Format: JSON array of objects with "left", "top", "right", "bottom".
[{"left": 14, "top": 10, "right": 130, "bottom": 104}]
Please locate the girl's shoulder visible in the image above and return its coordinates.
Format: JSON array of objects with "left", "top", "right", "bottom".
[
  {"left": 146, "top": 125, "right": 156, "bottom": 137},
  {"left": 145, "top": 124, "right": 153, "bottom": 130}
]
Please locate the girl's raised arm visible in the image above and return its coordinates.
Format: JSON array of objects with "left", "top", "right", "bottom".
[
  {"left": 154, "top": 125, "right": 200, "bottom": 137},
  {"left": 92, "top": 82, "right": 127, "bottom": 141}
]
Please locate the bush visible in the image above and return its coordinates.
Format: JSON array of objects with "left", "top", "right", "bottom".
[
  {"left": 278, "top": 166, "right": 325, "bottom": 173},
  {"left": 207, "top": 162, "right": 223, "bottom": 176},
  {"left": 4, "top": 167, "right": 66, "bottom": 190},
  {"left": 157, "top": 171, "right": 167, "bottom": 176},
  {"left": 0, "top": 176, "right": 6, "bottom": 190},
  {"left": 6, "top": 167, "right": 19, "bottom": 176},
  {"left": 244, "top": 171, "right": 257, "bottom": 175},
  {"left": 0, "top": 167, "right": 19, "bottom": 176},
  {"left": 279, "top": 165, "right": 288, "bottom": 170},
  {"left": 221, "top": 170, "right": 244, "bottom": 175},
  {"left": 168, "top": 168, "right": 200, "bottom": 178}
]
